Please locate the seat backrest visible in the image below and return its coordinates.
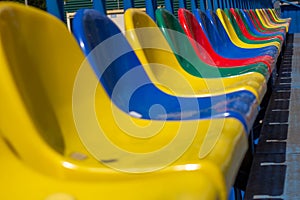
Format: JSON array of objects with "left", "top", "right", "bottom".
[
  {"left": 255, "top": 9, "right": 270, "bottom": 25},
  {"left": 125, "top": 8, "right": 218, "bottom": 79},
  {"left": 0, "top": 3, "right": 87, "bottom": 154},
  {"left": 124, "top": 8, "right": 187, "bottom": 79},
  {"left": 177, "top": 8, "right": 220, "bottom": 63},
  {"left": 238, "top": 9, "right": 257, "bottom": 30},
  {"left": 73, "top": 9, "right": 147, "bottom": 105},
  {"left": 156, "top": 8, "right": 203, "bottom": 75},
  {"left": 0, "top": 3, "right": 90, "bottom": 177},
  {"left": 155, "top": 8, "right": 213, "bottom": 77},
  {"left": 193, "top": 9, "right": 225, "bottom": 53},
  {"left": 248, "top": 9, "right": 266, "bottom": 30},
  {"left": 229, "top": 8, "right": 249, "bottom": 33},
  {"left": 205, "top": 10, "right": 232, "bottom": 48},
  {"left": 215, "top": 8, "right": 241, "bottom": 43},
  {"left": 265, "top": 9, "right": 277, "bottom": 23},
  {"left": 223, "top": 8, "right": 244, "bottom": 38}
]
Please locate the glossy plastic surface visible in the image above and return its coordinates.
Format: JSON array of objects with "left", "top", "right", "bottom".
[
  {"left": 157, "top": 8, "right": 272, "bottom": 72},
  {"left": 264, "top": 9, "right": 290, "bottom": 25},
  {"left": 124, "top": 8, "right": 267, "bottom": 103},
  {"left": 231, "top": 8, "right": 284, "bottom": 42},
  {"left": 205, "top": 9, "right": 279, "bottom": 59},
  {"left": 186, "top": 9, "right": 274, "bottom": 71},
  {"left": 247, "top": 9, "right": 286, "bottom": 33},
  {"left": 268, "top": 8, "right": 291, "bottom": 23},
  {"left": 239, "top": 9, "right": 286, "bottom": 39},
  {"left": 73, "top": 7, "right": 255, "bottom": 196},
  {"left": 255, "top": 9, "right": 289, "bottom": 32},
  {"left": 0, "top": 3, "right": 249, "bottom": 200},
  {"left": 74, "top": 8, "right": 261, "bottom": 129},
  {"left": 216, "top": 8, "right": 280, "bottom": 51},
  {"left": 224, "top": 9, "right": 281, "bottom": 50}
]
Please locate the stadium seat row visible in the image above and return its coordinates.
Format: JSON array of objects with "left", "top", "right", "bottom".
[{"left": 0, "top": 2, "right": 290, "bottom": 200}]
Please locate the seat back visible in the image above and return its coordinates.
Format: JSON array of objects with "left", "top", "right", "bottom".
[
  {"left": 155, "top": 8, "right": 216, "bottom": 76},
  {"left": 0, "top": 3, "right": 87, "bottom": 152},
  {"left": 73, "top": 9, "right": 150, "bottom": 110},
  {"left": 205, "top": 10, "right": 234, "bottom": 49},
  {"left": 238, "top": 9, "right": 262, "bottom": 32},
  {"left": 215, "top": 8, "right": 243, "bottom": 44},
  {"left": 156, "top": 8, "right": 209, "bottom": 76},
  {"left": 124, "top": 8, "right": 208, "bottom": 78},
  {"left": 249, "top": 10, "right": 271, "bottom": 31},
  {"left": 229, "top": 8, "right": 253, "bottom": 36},
  {"left": 0, "top": 2, "right": 87, "bottom": 176},
  {"left": 223, "top": 8, "right": 245, "bottom": 39},
  {"left": 193, "top": 9, "right": 225, "bottom": 54}
]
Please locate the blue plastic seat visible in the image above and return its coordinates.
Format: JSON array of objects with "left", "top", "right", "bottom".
[
  {"left": 205, "top": 9, "right": 279, "bottom": 59},
  {"left": 72, "top": 8, "right": 259, "bottom": 132}
]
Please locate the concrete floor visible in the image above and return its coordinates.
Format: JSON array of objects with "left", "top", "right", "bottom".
[
  {"left": 245, "top": 33, "right": 300, "bottom": 200},
  {"left": 283, "top": 33, "right": 300, "bottom": 200}
]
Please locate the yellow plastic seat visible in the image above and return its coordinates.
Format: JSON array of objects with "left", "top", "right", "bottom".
[
  {"left": 0, "top": 136, "right": 228, "bottom": 200},
  {"left": 124, "top": 9, "right": 267, "bottom": 102},
  {"left": 216, "top": 8, "right": 281, "bottom": 53},
  {"left": 0, "top": 3, "right": 249, "bottom": 199}
]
